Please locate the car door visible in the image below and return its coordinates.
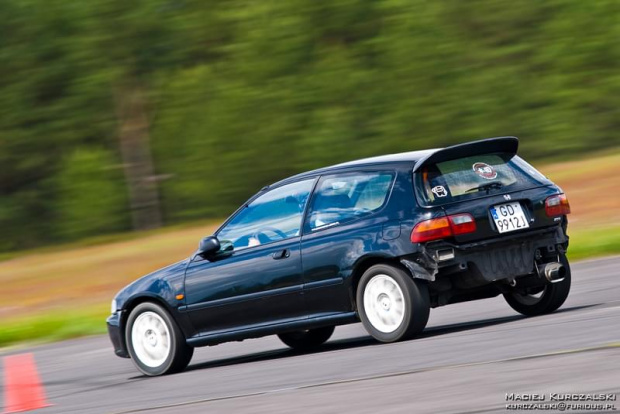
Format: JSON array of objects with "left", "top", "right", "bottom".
[
  {"left": 184, "top": 179, "right": 315, "bottom": 335},
  {"left": 300, "top": 171, "right": 396, "bottom": 316}
]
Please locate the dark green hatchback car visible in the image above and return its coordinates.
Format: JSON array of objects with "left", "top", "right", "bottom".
[{"left": 108, "top": 137, "right": 571, "bottom": 376}]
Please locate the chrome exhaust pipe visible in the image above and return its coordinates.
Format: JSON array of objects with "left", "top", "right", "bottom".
[{"left": 538, "top": 262, "right": 566, "bottom": 283}]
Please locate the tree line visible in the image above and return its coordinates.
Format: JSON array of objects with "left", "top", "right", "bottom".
[{"left": 1, "top": 0, "right": 618, "bottom": 252}]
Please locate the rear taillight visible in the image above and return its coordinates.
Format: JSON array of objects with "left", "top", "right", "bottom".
[
  {"left": 411, "top": 213, "right": 476, "bottom": 243},
  {"left": 410, "top": 217, "right": 452, "bottom": 243},
  {"left": 545, "top": 194, "right": 570, "bottom": 217},
  {"left": 448, "top": 213, "right": 477, "bottom": 235}
]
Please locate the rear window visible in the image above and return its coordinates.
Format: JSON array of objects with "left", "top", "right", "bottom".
[{"left": 416, "top": 153, "right": 550, "bottom": 205}]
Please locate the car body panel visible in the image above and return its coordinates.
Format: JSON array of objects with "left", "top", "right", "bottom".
[
  {"left": 441, "top": 184, "right": 563, "bottom": 244},
  {"left": 186, "top": 311, "right": 358, "bottom": 347},
  {"left": 112, "top": 258, "right": 189, "bottom": 314},
  {"left": 301, "top": 218, "right": 390, "bottom": 316},
  {"left": 107, "top": 258, "right": 192, "bottom": 357},
  {"left": 182, "top": 237, "right": 305, "bottom": 335}
]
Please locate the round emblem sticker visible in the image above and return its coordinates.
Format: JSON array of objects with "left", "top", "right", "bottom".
[{"left": 472, "top": 162, "right": 497, "bottom": 180}]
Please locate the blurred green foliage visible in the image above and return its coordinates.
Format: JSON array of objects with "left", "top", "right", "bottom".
[
  {"left": 53, "top": 149, "right": 129, "bottom": 241},
  {"left": 1, "top": 0, "right": 619, "bottom": 252}
]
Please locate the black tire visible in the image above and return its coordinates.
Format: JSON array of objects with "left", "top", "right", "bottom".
[
  {"left": 125, "top": 302, "right": 194, "bottom": 376},
  {"left": 503, "top": 254, "right": 572, "bottom": 316},
  {"left": 277, "top": 326, "right": 335, "bottom": 351},
  {"left": 357, "top": 264, "right": 430, "bottom": 343}
]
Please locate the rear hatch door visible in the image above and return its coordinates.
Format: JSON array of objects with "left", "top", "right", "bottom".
[{"left": 413, "top": 137, "right": 561, "bottom": 244}]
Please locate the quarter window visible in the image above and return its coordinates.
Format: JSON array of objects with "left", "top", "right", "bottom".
[
  {"left": 307, "top": 172, "right": 394, "bottom": 231},
  {"left": 217, "top": 179, "right": 314, "bottom": 250}
]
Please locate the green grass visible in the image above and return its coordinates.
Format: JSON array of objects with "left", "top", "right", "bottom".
[
  {"left": 0, "top": 307, "right": 108, "bottom": 349},
  {"left": 1, "top": 225, "right": 618, "bottom": 350},
  {"left": 567, "top": 225, "right": 620, "bottom": 261}
]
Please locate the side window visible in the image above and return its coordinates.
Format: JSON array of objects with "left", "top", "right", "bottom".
[
  {"left": 217, "top": 179, "right": 314, "bottom": 250},
  {"left": 307, "top": 172, "right": 394, "bottom": 231}
]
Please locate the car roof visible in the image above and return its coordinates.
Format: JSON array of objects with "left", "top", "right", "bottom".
[
  {"left": 330, "top": 149, "right": 439, "bottom": 168},
  {"left": 268, "top": 136, "right": 519, "bottom": 189},
  {"left": 269, "top": 148, "right": 438, "bottom": 188}
]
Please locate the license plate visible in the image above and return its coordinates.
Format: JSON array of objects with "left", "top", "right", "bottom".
[{"left": 490, "top": 202, "right": 530, "bottom": 233}]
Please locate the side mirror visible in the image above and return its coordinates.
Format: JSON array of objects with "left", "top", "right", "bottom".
[{"left": 197, "top": 236, "right": 220, "bottom": 257}]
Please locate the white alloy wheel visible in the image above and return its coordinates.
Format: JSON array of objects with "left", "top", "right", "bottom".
[
  {"left": 363, "top": 274, "right": 406, "bottom": 333},
  {"left": 131, "top": 311, "right": 171, "bottom": 368}
]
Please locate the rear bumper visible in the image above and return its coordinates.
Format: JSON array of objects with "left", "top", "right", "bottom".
[
  {"left": 106, "top": 312, "right": 129, "bottom": 358},
  {"left": 425, "top": 226, "right": 568, "bottom": 283}
]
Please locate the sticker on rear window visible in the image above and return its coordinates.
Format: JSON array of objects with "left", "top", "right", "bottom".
[
  {"left": 472, "top": 162, "right": 497, "bottom": 180},
  {"left": 431, "top": 185, "right": 447, "bottom": 197}
]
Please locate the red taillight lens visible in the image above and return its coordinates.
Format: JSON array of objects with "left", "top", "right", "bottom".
[
  {"left": 448, "top": 213, "right": 477, "bottom": 235},
  {"left": 411, "top": 213, "right": 476, "bottom": 243},
  {"left": 545, "top": 194, "right": 571, "bottom": 217},
  {"left": 410, "top": 217, "right": 452, "bottom": 243}
]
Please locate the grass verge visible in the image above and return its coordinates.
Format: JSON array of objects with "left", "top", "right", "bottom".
[
  {"left": 567, "top": 225, "right": 620, "bottom": 262},
  {"left": 0, "top": 306, "right": 108, "bottom": 349}
]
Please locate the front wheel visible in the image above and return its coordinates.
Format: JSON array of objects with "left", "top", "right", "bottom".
[
  {"left": 357, "top": 264, "right": 430, "bottom": 343},
  {"left": 125, "top": 302, "right": 194, "bottom": 376},
  {"left": 278, "top": 326, "right": 335, "bottom": 351},
  {"left": 504, "top": 255, "right": 572, "bottom": 316}
]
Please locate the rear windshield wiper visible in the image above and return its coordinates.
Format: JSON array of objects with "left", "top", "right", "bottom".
[{"left": 465, "top": 181, "right": 504, "bottom": 194}]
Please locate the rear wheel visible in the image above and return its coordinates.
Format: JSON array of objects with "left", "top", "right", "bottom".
[
  {"left": 357, "top": 264, "right": 430, "bottom": 343},
  {"left": 504, "top": 254, "right": 571, "bottom": 316},
  {"left": 126, "top": 302, "right": 194, "bottom": 376},
  {"left": 278, "top": 326, "right": 335, "bottom": 351}
]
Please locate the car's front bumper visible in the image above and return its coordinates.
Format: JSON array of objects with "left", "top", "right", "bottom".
[{"left": 106, "top": 311, "right": 129, "bottom": 358}]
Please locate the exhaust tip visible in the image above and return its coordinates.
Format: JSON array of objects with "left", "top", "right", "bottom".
[{"left": 539, "top": 262, "right": 565, "bottom": 283}]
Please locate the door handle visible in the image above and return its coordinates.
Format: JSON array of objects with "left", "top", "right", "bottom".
[{"left": 272, "top": 249, "right": 290, "bottom": 260}]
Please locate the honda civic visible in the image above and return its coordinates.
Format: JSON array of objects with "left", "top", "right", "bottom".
[{"left": 107, "top": 136, "right": 571, "bottom": 376}]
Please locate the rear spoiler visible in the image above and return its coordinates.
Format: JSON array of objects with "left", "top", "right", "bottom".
[{"left": 412, "top": 136, "right": 519, "bottom": 173}]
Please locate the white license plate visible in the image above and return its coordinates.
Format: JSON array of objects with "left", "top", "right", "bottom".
[{"left": 490, "top": 202, "right": 530, "bottom": 233}]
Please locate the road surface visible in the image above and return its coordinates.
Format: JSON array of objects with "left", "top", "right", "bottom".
[{"left": 1, "top": 256, "right": 619, "bottom": 413}]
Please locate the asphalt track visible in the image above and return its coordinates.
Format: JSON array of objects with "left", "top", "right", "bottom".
[{"left": 1, "top": 256, "right": 619, "bottom": 413}]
